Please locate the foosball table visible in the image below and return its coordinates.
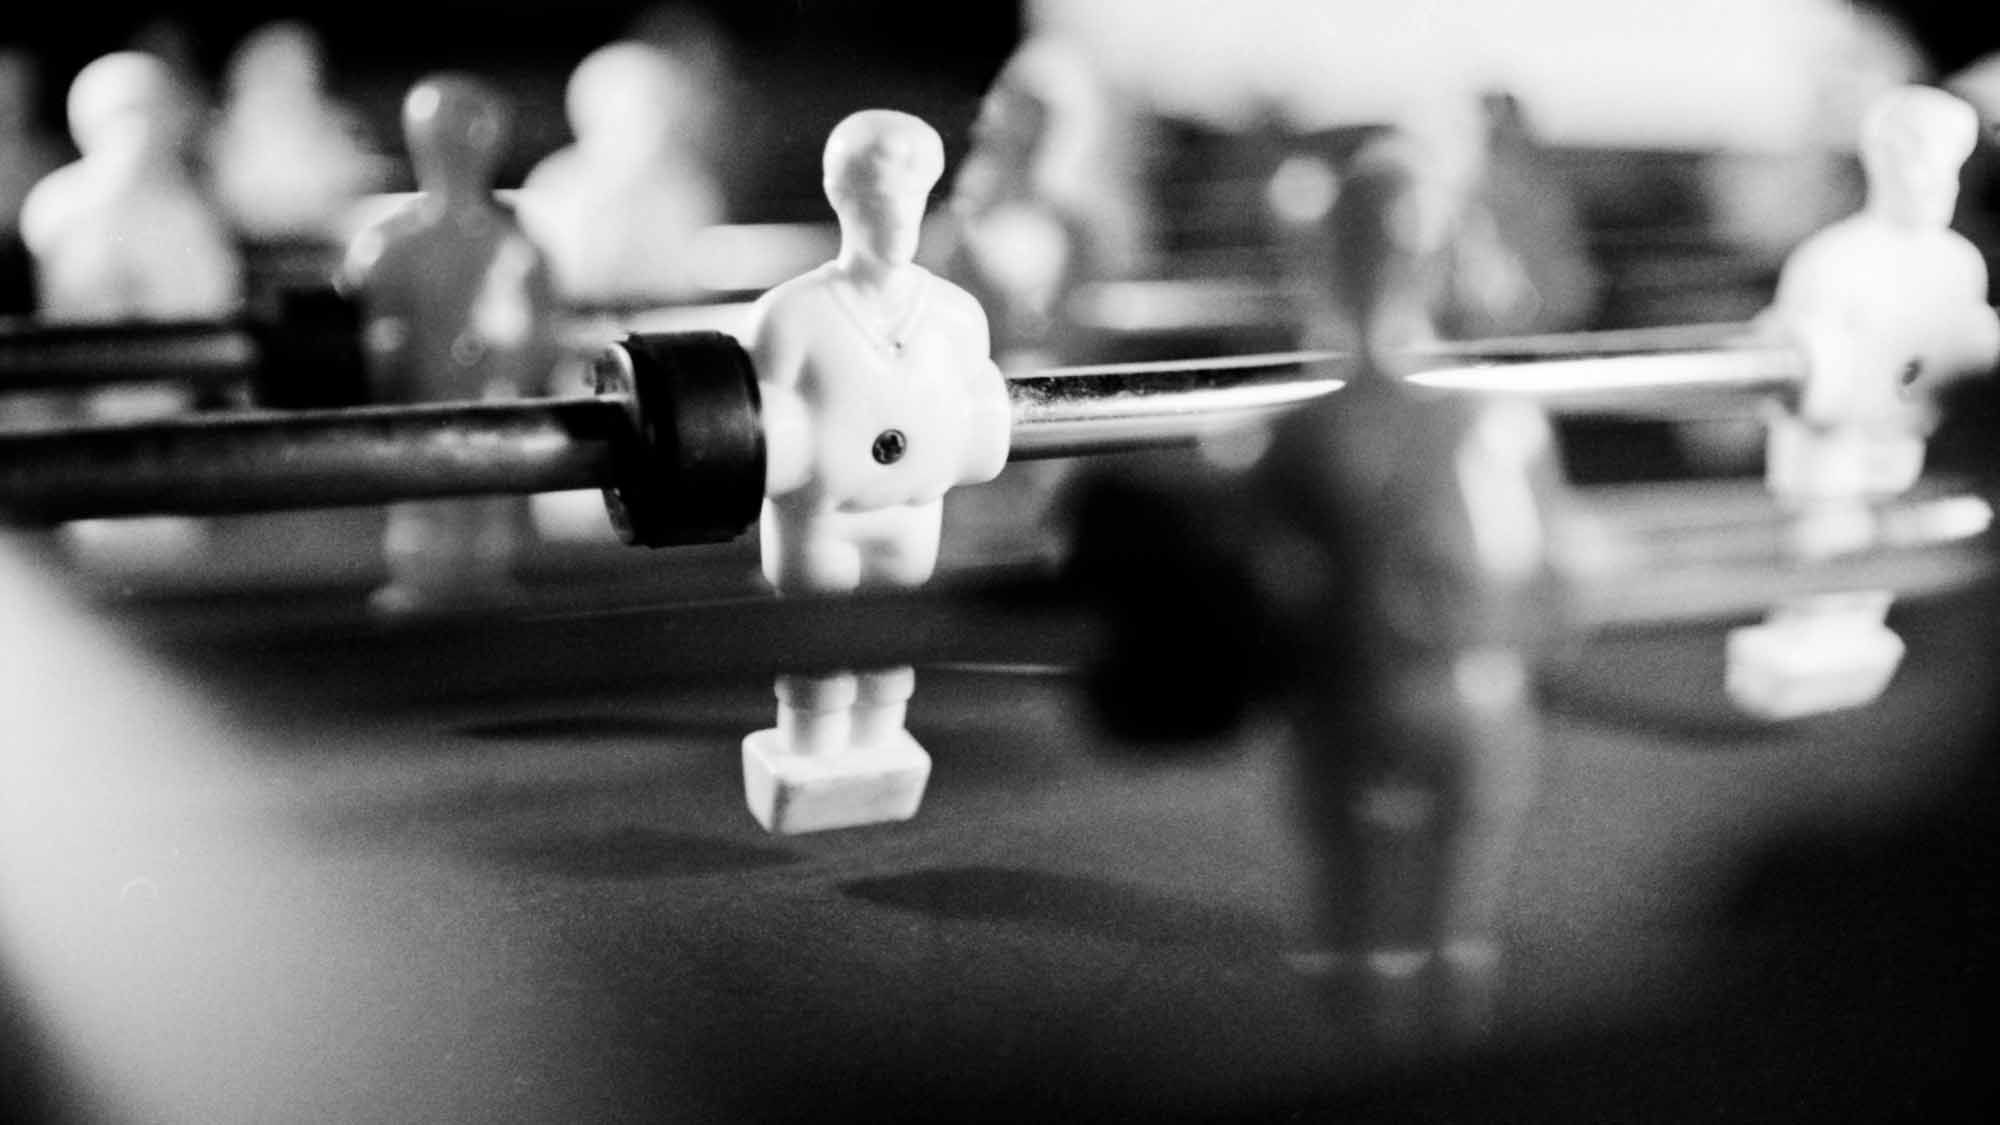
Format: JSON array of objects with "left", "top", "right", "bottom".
[{"left": 3, "top": 35, "right": 1998, "bottom": 1125}]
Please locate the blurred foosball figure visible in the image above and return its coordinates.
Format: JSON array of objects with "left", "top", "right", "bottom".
[
  {"left": 342, "top": 75, "right": 558, "bottom": 617},
  {"left": 933, "top": 37, "right": 1156, "bottom": 566},
  {"left": 207, "top": 21, "right": 389, "bottom": 246},
  {"left": 516, "top": 39, "right": 724, "bottom": 311},
  {"left": 1268, "top": 88, "right": 1600, "bottom": 355}
]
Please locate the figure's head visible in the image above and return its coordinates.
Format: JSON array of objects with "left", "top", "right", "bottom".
[
  {"left": 66, "top": 51, "right": 189, "bottom": 157},
  {"left": 225, "top": 21, "right": 325, "bottom": 105},
  {"left": 566, "top": 40, "right": 695, "bottom": 154},
  {"left": 1860, "top": 85, "right": 1979, "bottom": 228},
  {"left": 1328, "top": 136, "right": 1447, "bottom": 359},
  {"left": 402, "top": 74, "right": 511, "bottom": 195},
  {"left": 823, "top": 110, "right": 944, "bottom": 265}
]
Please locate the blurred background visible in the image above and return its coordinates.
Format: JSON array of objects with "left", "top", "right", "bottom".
[{"left": 4, "top": 0, "right": 1999, "bottom": 326}]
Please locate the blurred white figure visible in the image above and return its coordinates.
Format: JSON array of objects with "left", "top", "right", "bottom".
[
  {"left": 938, "top": 36, "right": 1148, "bottom": 370},
  {"left": 18, "top": 52, "right": 241, "bottom": 562},
  {"left": 1950, "top": 52, "right": 2000, "bottom": 117},
  {"left": 741, "top": 110, "right": 1012, "bottom": 834},
  {"left": 1727, "top": 86, "right": 1998, "bottom": 720},
  {"left": 933, "top": 37, "right": 1155, "bottom": 566},
  {"left": 1707, "top": 1, "right": 1931, "bottom": 265},
  {"left": 208, "top": 21, "right": 387, "bottom": 242},
  {"left": 21, "top": 51, "right": 242, "bottom": 325},
  {"left": 516, "top": 40, "right": 723, "bottom": 306},
  {"left": 627, "top": 3, "right": 738, "bottom": 180}
]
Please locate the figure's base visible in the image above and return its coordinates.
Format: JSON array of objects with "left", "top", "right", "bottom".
[
  {"left": 742, "top": 728, "right": 931, "bottom": 835},
  {"left": 1726, "top": 615, "right": 1905, "bottom": 720}
]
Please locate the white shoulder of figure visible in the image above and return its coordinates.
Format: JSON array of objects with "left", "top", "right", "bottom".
[
  {"left": 518, "top": 147, "right": 581, "bottom": 202},
  {"left": 17, "top": 163, "right": 88, "bottom": 253},
  {"left": 745, "top": 265, "right": 837, "bottom": 383},
  {"left": 339, "top": 202, "right": 423, "bottom": 295},
  {"left": 928, "top": 273, "right": 995, "bottom": 341}
]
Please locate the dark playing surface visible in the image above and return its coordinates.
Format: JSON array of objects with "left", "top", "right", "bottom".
[{"left": 4, "top": 528, "right": 1994, "bottom": 1123}]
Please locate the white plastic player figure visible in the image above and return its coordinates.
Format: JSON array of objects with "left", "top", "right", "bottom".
[
  {"left": 20, "top": 51, "right": 242, "bottom": 328},
  {"left": 939, "top": 37, "right": 1122, "bottom": 371},
  {"left": 1727, "top": 85, "right": 1999, "bottom": 721},
  {"left": 207, "top": 21, "right": 387, "bottom": 243},
  {"left": 741, "top": 110, "right": 1012, "bottom": 834},
  {"left": 935, "top": 38, "right": 1142, "bottom": 565},
  {"left": 516, "top": 40, "right": 723, "bottom": 306},
  {"left": 342, "top": 75, "right": 557, "bottom": 617}
]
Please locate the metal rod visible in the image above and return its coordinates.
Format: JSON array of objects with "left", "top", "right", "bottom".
[
  {"left": 0, "top": 399, "right": 623, "bottom": 522},
  {"left": 1008, "top": 336, "right": 1802, "bottom": 458},
  {"left": 0, "top": 317, "right": 258, "bottom": 391},
  {"left": 0, "top": 339, "right": 1826, "bottom": 522}
]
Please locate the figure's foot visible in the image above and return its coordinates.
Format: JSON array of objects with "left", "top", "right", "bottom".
[
  {"left": 1726, "top": 608, "right": 1904, "bottom": 719},
  {"left": 741, "top": 728, "right": 930, "bottom": 834}
]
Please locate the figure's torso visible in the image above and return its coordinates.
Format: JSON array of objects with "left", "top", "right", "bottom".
[
  {"left": 1267, "top": 380, "right": 1568, "bottom": 657},
  {"left": 1774, "top": 217, "right": 1996, "bottom": 426},
  {"left": 355, "top": 202, "right": 551, "bottom": 403},
  {"left": 760, "top": 265, "right": 997, "bottom": 513},
  {"left": 519, "top": 148, "right": 721, "bottom": 303},
  {"left": 25, "top": 159, "right": 242, "bottom": 321}
]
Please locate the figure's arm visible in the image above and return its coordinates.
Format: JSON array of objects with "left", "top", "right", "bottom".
[
  {"left": 948, "top": 287, "right": 1013, "bottom": 486},
  {"left": 339, "top": 223, "right": 413, "bottom": 403},
  {"left": 1760, "top": 241, "right": 1861, "bottom": 426},
  {"left": 746, "top": 291, "right": 814, "bottom": 498},
  {"left": 1940, "top": 245, "right": 2000, "bottom": 380}
]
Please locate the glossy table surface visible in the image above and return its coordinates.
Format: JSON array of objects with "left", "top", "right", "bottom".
[{"left": 3, "top": 491, "right": 1994, "bottom": 1123}]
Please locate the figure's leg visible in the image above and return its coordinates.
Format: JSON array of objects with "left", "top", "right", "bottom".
[
  {"left": 852, "top": 665, "right": 915, "bottom": 748},
  {"left": 745, "top": 507, "right": 929, "bottom": 833},
  {"left": 851, "top": 502, "right": 944, "bottom": 748},
  {"left": 1432, "top": 646, "right": 1541, "bottom": 1045},
  {"left": 1292, "top": 687, "right": 1441, "bottom": 1053},
  {"left": 774, "top": 671, "right": 860, "bottom": 757},
  {"left": 1730, "top": 421, "right": 1913, "bottom": 717},
  {"left": 373, "top": 499, "right": 523, "bottom": 616}
]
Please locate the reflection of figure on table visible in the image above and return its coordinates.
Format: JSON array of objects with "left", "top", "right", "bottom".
[
  {"left": 1257, "top": 136, "right": 1581, "bottom": 1050},
  {"left": 208, "top": 20, "right": 387, "bottom": 244},
  {"left": 1727, "top": 86, "right": 1999, "bottom": 720},
  {"left": 742, "top": 111, "right": 1012, "bottom": 834},
  {"left": 516, "top": 40, "right": 723, "bottom": 310},
  {"left": 342, "top": 75, "right": 557, "bottom": 617}
]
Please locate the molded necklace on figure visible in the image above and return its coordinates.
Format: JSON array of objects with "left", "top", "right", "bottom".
[{"left": 830, "top": 269, "right": 932, "bottom": 359}]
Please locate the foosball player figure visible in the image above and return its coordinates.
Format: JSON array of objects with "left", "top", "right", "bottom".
[
  {"left": 20, "top": 50, "right": 242, "bottom": 332},
  {"left": 1070, "top": 132, "right": 1585, "bottom": 1051},
  {"left": 341, "top": 75, "right": 558, "bottom": 617},
  {"left": 934, "top": 37, "right": 1117, "bottom": 566},
  {"left": 740, "top": 110, "right": 1012, "bottom": 834},
  {"left": 1726, "top": 85, "right": 2000, "bottom": 720},
  {"left": 516, "top": 39, "right": 723, "bottom": 309}
]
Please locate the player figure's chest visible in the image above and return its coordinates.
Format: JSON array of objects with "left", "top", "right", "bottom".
[
  {"left": 790, "top": 310, "right": 984, "bottom": 502},
  {"left": 796, "top": 309, "right": 973, "bottom": 416}
]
